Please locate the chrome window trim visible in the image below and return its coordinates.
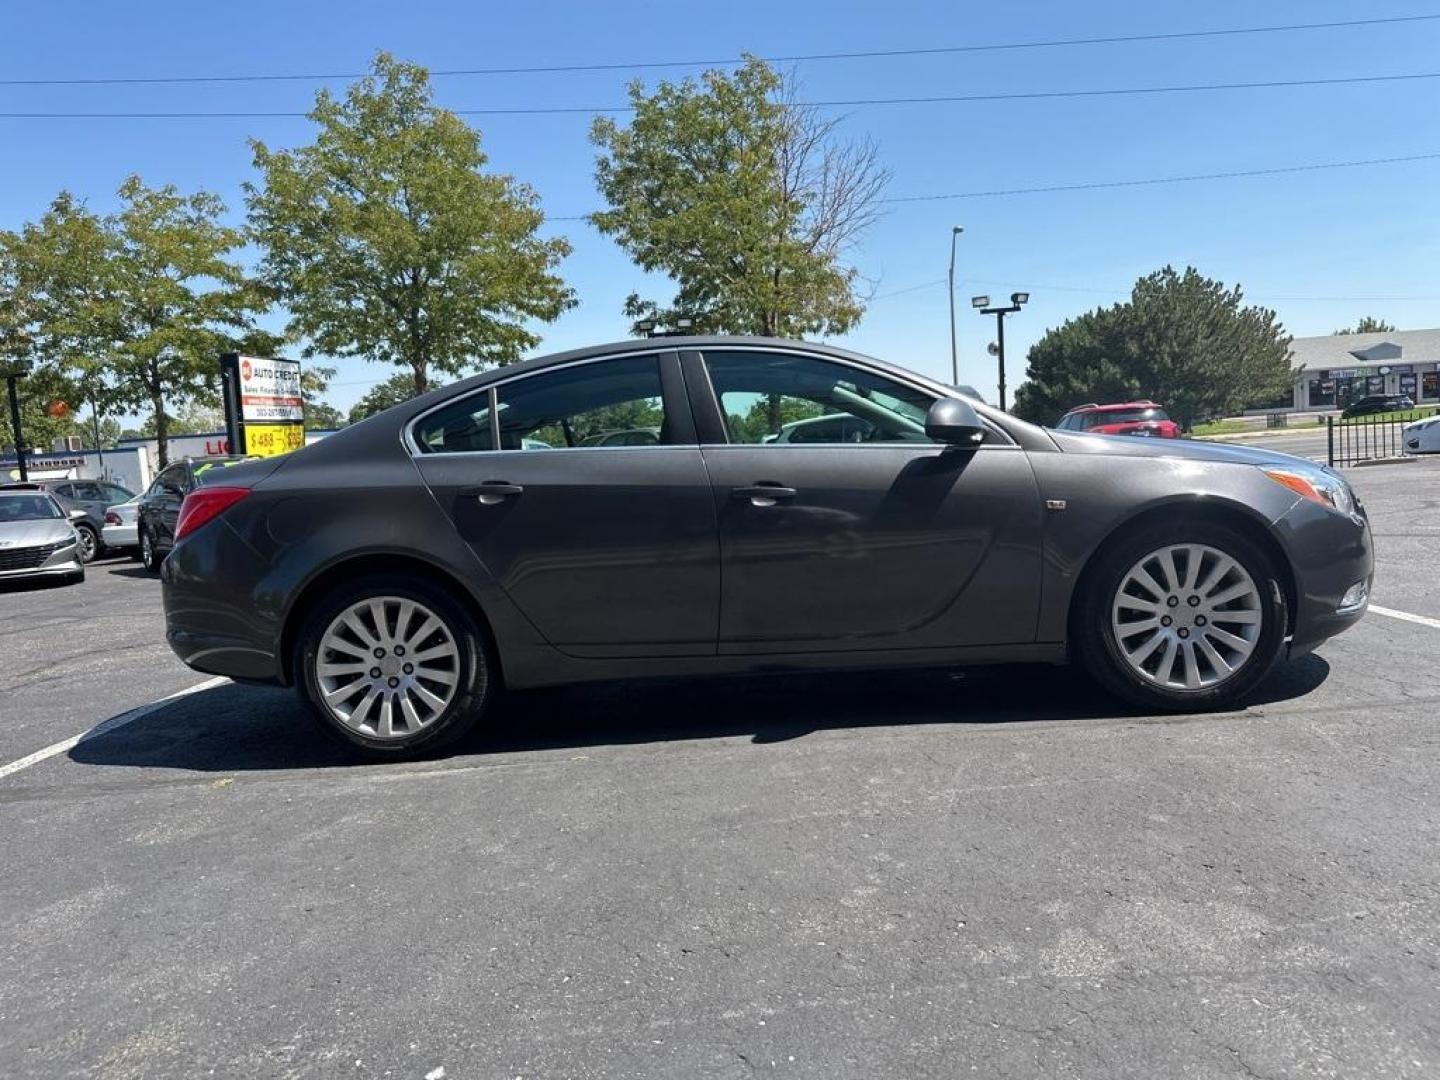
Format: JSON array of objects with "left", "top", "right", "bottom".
[{"left": 404, "top": 348, "right": 671, "bottom": 457}]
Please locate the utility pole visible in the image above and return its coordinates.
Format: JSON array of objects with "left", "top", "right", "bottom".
[
  {"left": 972, "top": 292, "right": 1030, "bottom": 412},
  {"left": 5, "top": 370, "right": 29, "bottom": 481},
  {"left": 947, "top": 226, "right": 963, "bottom": 386}
]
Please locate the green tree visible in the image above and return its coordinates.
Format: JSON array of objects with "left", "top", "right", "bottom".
[
  {"left": 247, "top": 53, "right": 575, "bottom": 398},
  {"left": 6, "top": 180, "right": 276, "bottom": 466},
  {"left": 1334, "top": 317, "right": 1397, "bottom": 335},
  {"left": 591, "top": 57, "right": 888, "bottom": 336},
  {"left": 1012, "top": 266, "right": 1293, "bottom": 430},
  {"left": 348, "top": 371, "right": 440, "bottom": 424},
  {"left": 300, "top": 364, "right": 346, "bottom": 429}
]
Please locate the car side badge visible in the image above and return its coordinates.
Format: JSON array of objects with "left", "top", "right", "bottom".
[{"left": 1046, "top": 499, "right": 1068, "bottom": 512}]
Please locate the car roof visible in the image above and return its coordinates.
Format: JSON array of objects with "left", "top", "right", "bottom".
[{"left": 1065, "top": 400, "right": 1163, "bottom": 414}]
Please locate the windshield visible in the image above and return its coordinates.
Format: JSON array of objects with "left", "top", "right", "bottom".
[{"left": 0, "top": 494, "right": 63, "bottom": 522}]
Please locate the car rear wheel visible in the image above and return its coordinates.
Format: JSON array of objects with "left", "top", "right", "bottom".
[
  {"left": 1074, "top": 521, "right": 1288, "bottom": 711},
  {"left": 296, "top": 576, "right": 493, "bottom": 757},
  {"left": 139, "top": 527, "right": 161, "bottom": 572},
  {"left": 75, "top": 523, "right": 99, "bottom": 563}
]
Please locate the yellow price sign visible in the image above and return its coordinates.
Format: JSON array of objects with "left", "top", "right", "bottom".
[{"left": 243, "top": 423, "right": 306, "bottom": 457}]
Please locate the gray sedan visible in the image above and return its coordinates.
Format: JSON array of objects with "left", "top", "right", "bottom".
[
  {"left": 160, "top": 336, "right": 1373, "bottom": 757},
  {"left": 0, "top": 491, "right": 84, "bottom": 585}
]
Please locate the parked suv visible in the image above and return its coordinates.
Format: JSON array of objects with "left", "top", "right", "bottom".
[
  {"left": 1055, "top": 401, "right": 1182, "bottom": 438},
  {"left": 0, "top": 478, "right": 134, "bottom": 563},
  {"left": 137, "top": 456, "right": 256, "bottom": 571},
  {"left": 1341, "top": 394, "right": 1416, "bottom": 419}
]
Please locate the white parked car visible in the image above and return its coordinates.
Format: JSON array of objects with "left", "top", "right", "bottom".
[
  {"left": 102, "top": 494, "right": 142, "bottom": 553},
  {"left": 1403, "top": 414, "right": 1440, "bottom": 454}
]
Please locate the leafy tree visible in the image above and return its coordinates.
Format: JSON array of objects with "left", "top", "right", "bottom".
[
  {"left": 348, "top": 371, "right": 440, "bottom": 424},
  {"left": 6, "top": 180, "right": 276, "bottom": 466},
  {"left": 299, "top": 363, "right": 346, "bottom": 429},
  {"left": 591, "top": 57, "right": 888, "bottom": 336},
  {"left": 1012, "top": 266, "right": 1292, "bottom": 430},
  {"left": 140, "top": 400, "right": 225, "bottom": 437},
  {"left": 247, "top": 53, "right": 576, "bottom": 398},
  {"left": 1334, "top": 317, "right": 1397, "bottom": 335}
]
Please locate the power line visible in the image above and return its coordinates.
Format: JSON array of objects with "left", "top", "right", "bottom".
[
  {"left": 882, "top": 151, "right": 1440, "bottom": 202},
  {"left": 869, "top": 276, "right": 1440, "bottom": 304},
  {"left": 545, "top": 151, "right": 1440, "bottom": 222},
  {"left": 3, "top": 70, "right": 1436, "bottom": 119},
  {"left": 2, "top": 14, "right": 1436, "bottom": 86}
]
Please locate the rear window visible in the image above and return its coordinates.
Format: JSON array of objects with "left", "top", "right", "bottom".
[{"left": 1084, "top": 408, "right": 1168, "bottom": 427}]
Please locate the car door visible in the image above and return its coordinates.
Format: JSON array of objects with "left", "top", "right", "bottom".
[
  {"left": 67, "top": 480, "right": 108, "bottom": 523},
  {"left": 688, "top": 348, "right": 1044, "bottom": 655},
  {"left": 150, "top": 465, "right": 188, "bottom": 548},
  {"left": 410, "top": 350, "right": 720, "bottom": 658}
]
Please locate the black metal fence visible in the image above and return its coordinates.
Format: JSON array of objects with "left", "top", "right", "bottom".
[{"left": 1327, "top": 412, "right": 1429, "bottom": 467}]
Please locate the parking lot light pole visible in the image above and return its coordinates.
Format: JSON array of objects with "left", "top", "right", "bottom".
[
  {"left": 973, "top": 292, "right": 1029, "bottom": 411},
  {"left": 948, "top": 226, "right": 963, "bottom": 386}
]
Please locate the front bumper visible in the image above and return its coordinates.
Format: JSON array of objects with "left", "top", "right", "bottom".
[
  {"left": 1273, "top": 497, "right": 1375, "bottom": 657},
  {"left": 0, "top": 541, "right": 83, "bottom": 582}
]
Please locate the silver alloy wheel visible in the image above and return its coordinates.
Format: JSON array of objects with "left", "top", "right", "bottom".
[
  {"left": 77, "top": 526, "right": 97, "bottom": 562},
  {"left": 140, "top": 530, "right": 154, "bottom": 568},
  {"left": 1110, "top": 543, "right": 1263, "bottom": 691},
  {"left": 316, "top": 596, "right": 461, "bottom": 740}
]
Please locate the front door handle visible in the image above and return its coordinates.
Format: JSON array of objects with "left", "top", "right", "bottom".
[
  {"left": 463, "top": 481, "right": 524, "bottom": 506},
  {"left": 731, "top": 484, "right": 797, "bottom": 507}
]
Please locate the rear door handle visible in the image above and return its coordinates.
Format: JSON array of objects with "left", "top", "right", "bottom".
[
  {"left": 463, "top": 481, "right": 524, "bottom": 506},
  {"left": 732, "top": 484, "right": 797, "bottom": 507}
]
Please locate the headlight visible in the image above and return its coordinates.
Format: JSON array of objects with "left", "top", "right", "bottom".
[{"left": 1261, "top": 463, "right": 1356, "bottom": 516}]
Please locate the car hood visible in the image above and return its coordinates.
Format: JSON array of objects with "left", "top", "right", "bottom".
[
  {"left": 1047, "top": 429, "right": 1322, "bottom": 469},
  {"left": 0, "top": 518, "right": 74, "bottom": 549}
]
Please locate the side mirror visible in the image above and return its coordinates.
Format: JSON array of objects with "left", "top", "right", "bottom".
[{"left": 925, "top": 398, "right": 986, "bottom": 447}]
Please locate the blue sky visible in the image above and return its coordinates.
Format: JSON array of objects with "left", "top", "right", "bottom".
[{"left": 3, "top": 0, "right": 1438, "bottom": 414}]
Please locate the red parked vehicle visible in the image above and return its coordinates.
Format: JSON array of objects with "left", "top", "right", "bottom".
[{"left": 1054, "top": 400, "right": 1183, "bottom": 439}]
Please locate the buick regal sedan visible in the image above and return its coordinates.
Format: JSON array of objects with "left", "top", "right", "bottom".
[{"left": 161, "top": 337, "right": 1373, "bottom": 756}]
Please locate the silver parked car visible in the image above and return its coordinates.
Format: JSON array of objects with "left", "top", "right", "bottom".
[{"left": 0, "top": 490, "right": 84, "bottom": 585}]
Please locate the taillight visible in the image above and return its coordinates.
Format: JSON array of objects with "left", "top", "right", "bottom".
[
  {"left": 104, "top": 511, "right": 121, "bottom": 525},
  {"left": 174, "top": 486, "right": 251, "bottom": 542}
]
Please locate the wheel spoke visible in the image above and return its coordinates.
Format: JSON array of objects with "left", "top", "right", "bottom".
[
  {"left": 1117, "top": 594, "right": 1161, "bottom": 614},
  {"left": 1157, "top": 638, "right": 1179, "bottom": 684},
  {"left": 1205, "top": 626, "right": 1252, "bottom": 652},
  {"left": 1133, "top": 564, "right": 1169, "bottom": 601},
  {"left": 398, "top": 692, "right": 424, "bottom": 731},
  {"left": 341, "top": 610, "right": 380, "bottom": 650},
  {"left": 375, "top": 695, "right": 395, "bottom": 739},
  {"left": 1196, "top": 635, "right": 1233, "bottom": 677},
  {"left": 1180, "top": 641, "right": 1202, "bottom": 689},
  {"left": 410, "top": 681, "right": 448, "bottom": 712},
  {"left": 1195, "top": 553, "right": 1232, "bottom": 596},
  {"left": 1126, "top": 629, "right": 1167, "bottom": 665},
  {"left": 405, "top": 617, "right": 442, "bottom": 650},
  {"left": 368, "top": 599, "right": 391, "bottom": 643},
  {"left": 318, "top": 660, "right": 368, "bottom": 678},
  {"left": 1208, "top": 608, "right": 1261, "bottom": 625},
  {"left": 1166, "top": 548, "right": 1187, "bottom": 595},
  {"left": 1116, "top": 617, "right": 1160, "bottom": 637},
  {"left": 324, "top": 679, "right": 368, "bottom": 706},
  {"left": 348, "top": 687, "right": 381, "bottom": 729},
  {"left": 1206, "top": 581, "right": 1254, "bottom": 608},
  {"left": 416, "top": 666, "right": 458, "bottom": 687}
]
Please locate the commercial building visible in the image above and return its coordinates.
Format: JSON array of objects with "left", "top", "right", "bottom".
[{"left": 1285, "top": 328, "right": 1440, "bottom": 411}]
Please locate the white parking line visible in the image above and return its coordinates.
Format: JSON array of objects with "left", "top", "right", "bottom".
[
  {"left": 0, "top": 676, "right": 230, "bottom": 782},
  {"left": 1369, "top": 604, "right": 1440, "bottom": 632}
]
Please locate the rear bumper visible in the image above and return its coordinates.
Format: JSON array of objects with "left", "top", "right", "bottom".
[{"left": 162, "top": 521, "right": 285, "bottom": 684}]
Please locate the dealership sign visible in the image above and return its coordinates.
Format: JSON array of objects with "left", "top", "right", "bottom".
[
  {"left": 220, "top": 353, "right": 306, "bottom": 458},
  {"left": 237, "top": 356, "right": 303, "bottom": 422}
]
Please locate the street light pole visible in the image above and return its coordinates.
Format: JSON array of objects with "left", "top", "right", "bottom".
[
  {"left": 972, "top": 292, "right": 1030, "bottom": 412},
  {"left": 947, "top": 226, "right": 963, "bottom": 386}
]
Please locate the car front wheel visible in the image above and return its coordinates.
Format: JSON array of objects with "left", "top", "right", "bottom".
[
  {"left": 1075, "top": 521, "right": 1288, "bottom": 711},
  {"left": 296, "top": 576, "right": 494, "bottom": 757},
  {"left": 75, "top": 524, "right": 99, "bottom": 563}
]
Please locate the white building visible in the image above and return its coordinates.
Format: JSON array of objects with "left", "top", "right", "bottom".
[{"left": 1285, "top": 328, "right": 1440, "bottom": 411}]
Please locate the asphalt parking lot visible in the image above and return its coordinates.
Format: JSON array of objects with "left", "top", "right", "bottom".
[{"left": 2, "top": 458, "right": 1439, "bottom": 1079}]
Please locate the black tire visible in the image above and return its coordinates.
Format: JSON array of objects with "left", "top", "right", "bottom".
[
  {"left": 1073, "top": 519, "right": 1288, "bottom": 712},
  {"left": 139, "top": 527, "right": 161, "bottom": 572},
  {"left": 75, "top": 523, "right": 99, "bottom": 564},
  {"left": 295, "top": 574, "right": 494, "bottom": 758}
]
